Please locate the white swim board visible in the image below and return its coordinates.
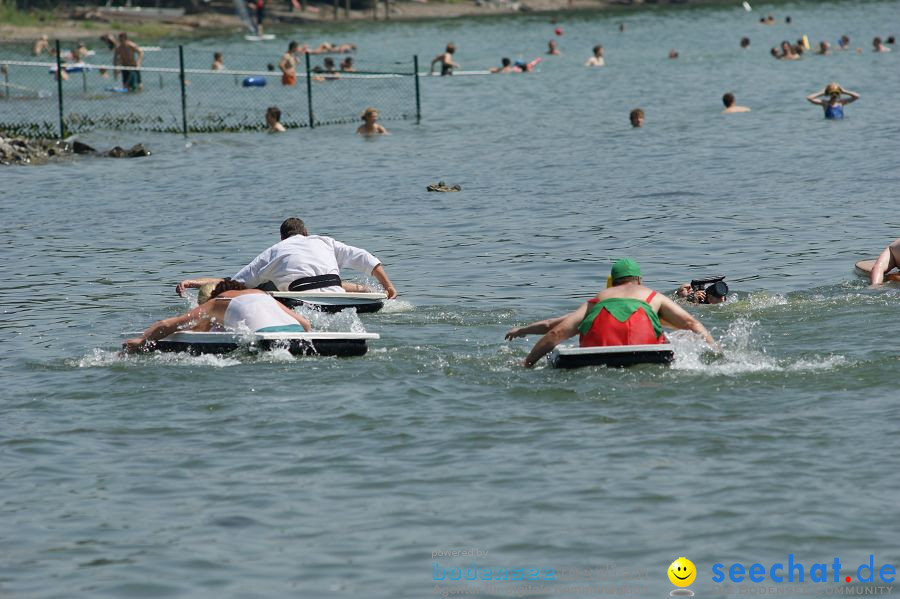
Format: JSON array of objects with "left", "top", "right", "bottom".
[{"left": 270, "top": 291, "right": 387, "bottom": 313}]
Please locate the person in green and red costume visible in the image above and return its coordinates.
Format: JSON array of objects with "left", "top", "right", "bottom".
[{"left": 505, "top": 258, "right": 716, "bottom": 368}]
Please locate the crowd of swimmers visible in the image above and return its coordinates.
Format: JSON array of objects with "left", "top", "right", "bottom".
[
  {"left": 426, "top": 12, "right": 894, "bottom": 124},
  {"left": 125, "top": 230, "right": 900, "bottom": 368}
]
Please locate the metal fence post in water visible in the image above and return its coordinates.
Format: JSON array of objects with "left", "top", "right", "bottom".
[
  {"left": 55, "top": 39, "right": 65, "bottom": 139},
  {"left": 414, "top": 55, "right": 421, "bottom": 124},
  {"left": 305, "top": 52, "right": 315, "bottom": 129},
  {"left": 179, "top": 45, "right": 188, "bottom": 137}
]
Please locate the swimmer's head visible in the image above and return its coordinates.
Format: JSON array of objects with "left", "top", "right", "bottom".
[
  {"left": 723, "top": 92, "right": 735, "bottom": 107},
  {"left": 197, "top": 282, "right": 217, "bottom": 305},
  {"left": 501, "top": 57, "right": 511, "bottom": 67},
  {"left": 740, "top": 37, "right": 750, "bottom": 48},
  {"left": 446, "top": 43, "right": 456, "bottom": 54},
  {"left": 610, "top": 258, "right": 642, "bottom": 285},
  {"left": 280, "top": 217, "right": 308, "bottom": 239},
  {"left": 288, "top": 40, "right": 300, "bottom": 52},
  {"left": 629, "top": 108, "right": 644, "bottom": 128},
  {"left": 266, "top": 105, "right": 282, "bottom": 126},
  {"left": 361, "top": 107, "right": 379, "bottom": 122},
  {"left": 593, "top": 44, "right": 604, "bottom": 56},
  {"left": 210, "top": 278, "right": 248, "bottom": 299},
  {"left": 825, "top": 82, "right": 841, "bottom": 97}
]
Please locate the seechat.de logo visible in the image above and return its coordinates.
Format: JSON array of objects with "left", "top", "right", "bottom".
[{"left": 711, "top": 555, "right": 896, "bottom": 584}]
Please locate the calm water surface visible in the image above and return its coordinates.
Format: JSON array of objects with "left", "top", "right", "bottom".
[{"left": 2, "top": 1, "right": 900, "bottom": 597}]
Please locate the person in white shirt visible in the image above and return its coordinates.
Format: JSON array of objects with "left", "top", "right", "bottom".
[
  {"left": 175, "top": 218, "right": 398, "bottom": 299},
  {"left": 125, "top": 280, "right": 312, "bottom": 353}
]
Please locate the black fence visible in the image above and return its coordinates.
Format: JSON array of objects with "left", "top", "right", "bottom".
[{"left": 0, "top": 41, "right": 421, "bottom": 138}]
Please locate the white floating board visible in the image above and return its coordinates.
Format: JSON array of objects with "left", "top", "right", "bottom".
[
  {"left": 269, "top": 291, "right": 387, "bottom": 313},
  {"left": 245, "top": 34, "right": 276, "bottom": 41},
  {"left": 550, "top": 343, "right": 675, "bottom": 369},
  {"left": 151, "top": 331, "right": 379, "bottom": 357}
]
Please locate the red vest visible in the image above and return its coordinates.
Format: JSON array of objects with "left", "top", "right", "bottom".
[{"left": 579, "top": 291, "right": 667, "bottom": 347}]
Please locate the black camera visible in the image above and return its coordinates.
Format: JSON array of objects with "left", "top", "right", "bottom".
[{"left": 688, "top": 275, "right": 728, "bottom": 303}]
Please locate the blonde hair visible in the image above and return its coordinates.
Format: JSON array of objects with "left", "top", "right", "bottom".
[
  {"left": 361, "top": 107, "right": 378, "bottom": 120},
  {"left": 197, "top": 282, "right": 217, "bottom": 305},
  {"left": 825, "top": 82, "right": 841, "bottom": 96}
]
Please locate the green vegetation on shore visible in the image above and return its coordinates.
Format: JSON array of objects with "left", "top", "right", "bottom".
[{"left": 0, "top": 1, "right": 57, "bottom": 27}]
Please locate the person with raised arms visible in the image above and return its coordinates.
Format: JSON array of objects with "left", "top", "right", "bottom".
[
  {"left": 176, "top": 217, "right": 398, "bottom": 299},
  {"left": 505, "top": 259, "right": 715, "bottom": 368},
  {"left": 869, "top": 239, "right": 900, "bottom": 285},
  {"left": 124, "top": 280, "right": 311, "bottom": 353},
  {"left": 806, "top": 82, "right": 859, "bottom": 119}
]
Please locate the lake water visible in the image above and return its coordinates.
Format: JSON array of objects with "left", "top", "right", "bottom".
[{"left": 2, "top": 1, "right": 900, "bottom": 597}]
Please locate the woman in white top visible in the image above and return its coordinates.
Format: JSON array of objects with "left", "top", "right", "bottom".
[{"left": 123, "top": 280, "right": 310, "bottom": 353}]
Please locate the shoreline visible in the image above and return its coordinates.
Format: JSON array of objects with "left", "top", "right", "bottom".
[{"left": 0, "top": 0, "right": 741, "bottom": 43}]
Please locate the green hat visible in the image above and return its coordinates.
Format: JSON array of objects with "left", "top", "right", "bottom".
[{"left": 611, "top": 258, "right": 642, "bottom": 281}]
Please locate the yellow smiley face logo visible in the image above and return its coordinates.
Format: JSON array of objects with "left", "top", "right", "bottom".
[{"left": 668, "top": 557, "right": 696, "bottom": 587}]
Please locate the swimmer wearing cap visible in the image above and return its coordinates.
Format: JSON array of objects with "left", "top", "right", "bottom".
[
  {"left": 806, "top": 82, "right": 859, "bottom": 119},
  {"left": 505, "top": 259, "right": 716, "bottom": 367}
]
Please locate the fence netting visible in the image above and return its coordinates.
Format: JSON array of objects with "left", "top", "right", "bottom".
[{"left": 0, "top": 43, "right": 419, "bottom": 137}]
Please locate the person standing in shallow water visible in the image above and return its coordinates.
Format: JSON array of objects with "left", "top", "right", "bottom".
[
  {"left": 430, "top": 44, "right": 459, "bottom": 76},
  {"left": 722, "top": 92, "right": 750, "bottom": 113},
  {"left": 357, "top": 107, "right": 388, "bottom": 136},
  {"left": 806, "top": 82, "right": 859, "bottom": 119},
  {"left": 585, "top": 45, "right": 605, "bottom": 66},
  {"left": 266, "top": 106, "right": 286, "bottom": 132}
]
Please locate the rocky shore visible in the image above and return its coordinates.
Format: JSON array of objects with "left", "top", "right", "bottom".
[{"left": 0, "top": 135, "right": 150, "bottom": 165}]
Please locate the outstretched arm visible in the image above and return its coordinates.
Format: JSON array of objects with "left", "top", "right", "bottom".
[
  {"left": 657, "top": 296, "right": 716, "bottom": 347},
  {"left": 123, "top": 305, "right": 211, "bottom": 352},
  {"left": 505, "top": 314, "right": 569, "bottom": 340},
  {"left": 176, "top": 276, "right": 223, "bottom": 296},
  {"left": 522, "top": 303, "right": 589, "bottom": 368},
  {"left": 371, "top": 264, "right": 397, "bottom": 299}
]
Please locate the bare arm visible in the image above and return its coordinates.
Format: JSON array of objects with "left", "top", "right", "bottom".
[
  {"left": 505, "top": 314, "right": 569, "bottom": 340},
  {"left": 275, "top": 302, "right": 312, "bottom": 331},
  {"left": 123, "top": 305, "right": 211, "bottom": 352},
  {"left": 656, "top": 295, "right": 715, "bottom": 347},
  {"left": 841, "top": 87, "right": 860, "bottom": 104},
  {"left": 523, "top": 303, "right": 589, "bottom": 367},
  {"left": 371, "top": 264, "right": 397, "bottom": 299},
  {"left": 806, "top": 89, "right": 825, "bottom": 105},
  {"left": 134, "top": 42, "right": 144, "bottom": 66},
  {"left": 176, "top": 276, "right": 223, "bottom": 296},
  {"left": 870, "top": 246, "right": 892, "bottom": 285}
]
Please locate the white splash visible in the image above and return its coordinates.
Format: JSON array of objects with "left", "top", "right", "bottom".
[{"left": 668, "top": 320, "right": 848, "bottom": 375}]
